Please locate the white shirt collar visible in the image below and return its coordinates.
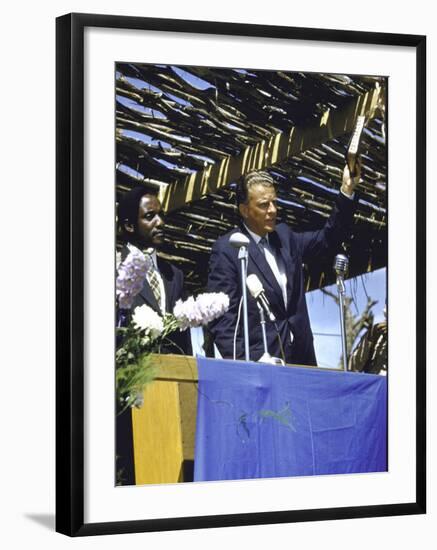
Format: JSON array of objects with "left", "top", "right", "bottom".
[
  {"left": 243, "top": 224, "right": 268, "bottom": 245},
  {"left": 144, "top": 247, "right": 158, "bottom": 268}
]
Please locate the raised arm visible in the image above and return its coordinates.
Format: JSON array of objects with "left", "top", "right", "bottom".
[{"left": 296, "top": 161, "right": 361, "bottom": 263}]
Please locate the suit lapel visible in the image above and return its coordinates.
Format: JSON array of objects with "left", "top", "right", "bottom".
[
  {"left": 135, "top": 257, "right": 175, "bottom": 314},
  {"left": 137, "top": 277, "right": 161, "bottom": 312}
]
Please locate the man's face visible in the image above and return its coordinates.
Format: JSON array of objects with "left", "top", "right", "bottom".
[
  {"left": 239, "top": 183, "right": 277, "bottom": 237},
  {"left": 133, "top": 195, "right": 165, "bottom": 248}
]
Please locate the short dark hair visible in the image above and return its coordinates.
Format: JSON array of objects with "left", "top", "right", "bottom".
[
  {"left": 117, "top": 186, "right": 158, "bottom": 230},
  {"left": 236, "top": 170, "right": 276, "bottom": 206}
]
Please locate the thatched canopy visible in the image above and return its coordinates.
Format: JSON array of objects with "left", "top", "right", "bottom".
[{"left": 116, "top": 63, "right": 387, "bottom": 291}]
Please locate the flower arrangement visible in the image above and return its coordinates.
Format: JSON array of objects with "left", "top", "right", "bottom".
[
  {"left": 173, "top": 292, "right": 230, "bottom": 330},
  {"left": 116, "top": 249, "right": 229, "bottom": 411},
  {"left": 116, "top": 245, "right": 152, "bottom": 309},
  {"left": 115, "top": 306, "right": 179, "bottom": 411}
]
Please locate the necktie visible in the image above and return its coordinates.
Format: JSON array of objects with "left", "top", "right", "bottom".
[
  {"left": 147, "top": 259, "right": 161, "bottom": 308},
  {"left": 259, "top": 236, "right": 268, "bottom": 252},
  {"left": 258, "top": 236, "right": 293, "bottom": 343},
  {"left": 259, "top": 236, "right": 288, "bottom": 309}
]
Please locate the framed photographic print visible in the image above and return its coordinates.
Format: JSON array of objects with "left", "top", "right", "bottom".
[{"left": 56, "top": 12, "right": 426, "bottom": 536}]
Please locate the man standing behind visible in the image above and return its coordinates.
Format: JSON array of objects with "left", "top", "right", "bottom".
[
  {"left": 207, "top": 164, "right": 360, "bottom": 366},
  {"left": 117, "top": 186, "right": 190, "bottom": 354},
  {"left": 116, "top": 186, "right": 191, "bottom": 485}
]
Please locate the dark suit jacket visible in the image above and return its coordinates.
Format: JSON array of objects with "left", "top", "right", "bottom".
[
  {"left": 207, "top": 192, "right": 357, "bottom": 366},
  {"left": 118, "top": 245, "right": 191, "bottom": 355}
]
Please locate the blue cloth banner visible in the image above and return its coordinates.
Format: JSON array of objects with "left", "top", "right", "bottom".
[{"left": 194, "top": 357, "right": 387, "bottom": 482}]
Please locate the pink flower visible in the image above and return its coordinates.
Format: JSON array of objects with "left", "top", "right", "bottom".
[
  {"left": 116, "top": 245, "right": 152, "bottom": 309},
  {"left": 173, "top": 292, "right": 230, "bottom": 330}
]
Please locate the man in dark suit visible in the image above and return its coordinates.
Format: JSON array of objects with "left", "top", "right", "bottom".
[
  {"left": 117, "top": 186, "right": 190, "bottom": 354},
  {"left": 116, "top": 186, "right": 190, "bottom": 485},
  {"left": 207, "top": 164, "right": 360, "bottom": 366}
]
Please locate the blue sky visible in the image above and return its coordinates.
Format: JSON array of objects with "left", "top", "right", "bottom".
[{"left": 307, "top": 267, "right": 386, "bottom": 369}]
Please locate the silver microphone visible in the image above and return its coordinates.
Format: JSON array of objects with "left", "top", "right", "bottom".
[
  {"left": 230, "top": 231, "right": 251, "bottom": 360},
  {"left": 334, "top": 254, "right": 349, "bottom": 278},
  {"left": 246, "top": 274, "right": 276, "bottom": 322},
  {"left": 229, "top": 232, "right": 250, "bottom": 248},
  {"left": 333, "top": 254, "right": 349, "bottom": 372}
]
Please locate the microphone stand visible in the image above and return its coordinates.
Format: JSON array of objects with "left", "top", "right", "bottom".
[
  {"left": 238, "top": 244, "right": 250, "bottom": 362},
  {"left": 336, "top": 273, "right": 348, "bottom": 372},
  {"left": 257, "top": 304, "right": 284, "bottom": 365},
  {"left": 257, "top": 304, "right": 271, "bottom": 362}
]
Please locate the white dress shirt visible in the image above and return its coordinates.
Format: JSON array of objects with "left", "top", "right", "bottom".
[
  {"left": 244, "top": 224, "right": 293, "bottom": 342},
  {"left": 244, "top": 225, "right": 287, "bottom": 307}
]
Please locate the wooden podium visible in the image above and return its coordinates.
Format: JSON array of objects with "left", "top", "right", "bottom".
[
  {"left": 130, "top": 354, "right": 199, "bottom": 485},
  {"left": 127, "top": 355, "right": 325, "bottom": 484}
]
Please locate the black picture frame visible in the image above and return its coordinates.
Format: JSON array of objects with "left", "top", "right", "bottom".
[{"left": 56, "top": 12, "right": 426, "bottom": 537}]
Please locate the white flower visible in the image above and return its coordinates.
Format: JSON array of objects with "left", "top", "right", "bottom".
[
  {"left": 116, "top": 246, "right": 153, "bottom": 309},
  {"left": 132, "top": 304, "right": 164, "bottom": 341},
  {"left": 173, "top": 292, "right": 230, "bottom": 330}
]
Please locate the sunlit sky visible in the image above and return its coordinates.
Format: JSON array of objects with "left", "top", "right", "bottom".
[{"left": 307, "top": 267, "right": 386, "bottom": 369}]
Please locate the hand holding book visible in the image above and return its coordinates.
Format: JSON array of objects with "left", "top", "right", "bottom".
[{"left": 341, "top": 115, "right": 365, "bottom": 196}]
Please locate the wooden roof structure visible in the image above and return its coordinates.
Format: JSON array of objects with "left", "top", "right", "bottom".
[{"left": 116, "top": 63, "right": 387, "bottom": 291}]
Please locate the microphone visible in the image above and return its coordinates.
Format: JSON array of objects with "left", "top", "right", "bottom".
[
  {"left": 334, "top": 254, "right": 349, "bottom": 279},
  {"left": 229, "top": 232, "right": 250, "bottom": 248},
  {"left": 333, "top": 254, "right": 349, "bottom": 372},
  {"left": 246, "top": 274, "right": 276, "bottom": 322},
  {"left": 230, "top": 231, "right": 251, "bottom": 360}
]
